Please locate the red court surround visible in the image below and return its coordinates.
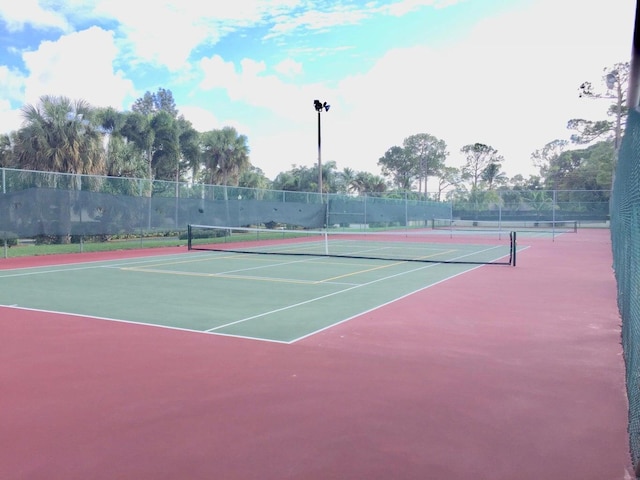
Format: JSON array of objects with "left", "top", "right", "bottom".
[{"left": 0, "top": 230, "right": 631, "bottom": 479}]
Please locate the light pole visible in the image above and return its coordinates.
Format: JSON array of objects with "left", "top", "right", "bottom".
[{"left": 314, "top": 99, "right": 330, "bottom": 199}]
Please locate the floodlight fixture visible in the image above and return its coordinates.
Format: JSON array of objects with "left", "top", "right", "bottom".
[{"left": 314, "top": 99, "right": 330, "bottom": 112}]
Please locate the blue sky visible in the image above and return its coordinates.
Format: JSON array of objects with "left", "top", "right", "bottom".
[{"left": 0, "top": 0, "right": 635, "bottom": 181}]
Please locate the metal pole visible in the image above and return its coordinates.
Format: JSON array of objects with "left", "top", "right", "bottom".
[
  {"left": 364, "top": 194, "right": 367, "bottom": 228},
  {"left": 314, "top": 99, "right": 330, "bottom": 202},
  {"left": 498, "top": 198, "right": 502, "bottom": 240},
  {"left": 317, "top": 110, "right": 322, "bottom": 200},
  {"left": 449, "top": 199, "right": 454, "bottom": 238},
  {"left": 405, "top": 191, "right": 408, "bottom": 228},
  {"left": 175, "top": 169, "right": 179, "bottom": 230},
  {"left": 552, "top": 189, "right": 557, "bottom": 241}
]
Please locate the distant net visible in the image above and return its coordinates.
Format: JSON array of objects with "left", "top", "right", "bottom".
[
  {"left": 431, "top": 218, "right": 577, "bottom": 234},
  {"left": 187, "top": 224, "right": 516, "bottom": 266},
  {"left": 611, "top": 107, "right": 640, "bottom": 469}
]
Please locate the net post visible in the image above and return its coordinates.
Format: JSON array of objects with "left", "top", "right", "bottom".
[
  {"left": 323, "top": 230, "right": 329, "bottom": 255},
  {"left": 187, "top": 224, "right": 192, "bottom": 250},
  {"left": 511, "top": 231, "right": 517, "bottom": 267}
]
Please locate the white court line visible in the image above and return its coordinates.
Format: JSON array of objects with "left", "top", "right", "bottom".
[
  {"left": 2, "top": 243, "right": 525, "bottom": 344},
  {"left": 125, "top": 253, "right": 329, "bottom": 277},
  {"left": 205, "top": 262, "right": 437, "bottom": 333},
  {"left": 122, "top": 253, "right": 399, "bottom": 286},
  {"left": 0, "top": 304, "right": 291, "bottom": 344},
  {"left": 120, "top": 267, "right": 361, "bottom": 286},
  {"left": 290, "top": 264, "right": 484, "bottom": 343},
  {"left": 206, "top": 244, "right": 510, "bottom": 335},
  {"left": 290, "top": 245, "right": 531, "bottom": 343},
  {"left": 0, "top": 252, "right": 208, "bottom": 278},
  {"left": 0, "top": 250, "right": 305, "bottom": 279}
]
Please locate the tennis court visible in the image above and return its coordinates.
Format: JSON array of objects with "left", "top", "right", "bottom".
[
  {"left": 0, "top": 228, "right": 630, "bottom": 480},
  {"left": 0, "top": 230, "right": 516, "bottom": 343}
]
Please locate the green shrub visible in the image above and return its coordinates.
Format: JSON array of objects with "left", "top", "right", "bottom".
[{"left": 0, "top": 231, "right": 18, "bottom": 247}]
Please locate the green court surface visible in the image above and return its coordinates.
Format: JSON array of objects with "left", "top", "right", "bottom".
[{"left": 1, "top": 248, "right": 511, "bottom": 343}]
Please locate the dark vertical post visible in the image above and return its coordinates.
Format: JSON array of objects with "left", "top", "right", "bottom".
[
  {"left": 511, "top": 231, "right": 517, "bottom": 267},
  {"left": 317, "top": 109, "right": 322, "bottom": 198},
  {"left": 313, "top": 100, "right": 330, "bottom": 203}
]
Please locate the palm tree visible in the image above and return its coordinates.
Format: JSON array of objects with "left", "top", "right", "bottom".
[
  {"left": 121, "top": 111, "right": 155, "bottom": 184},
  {"left": 352, "top": 172, "right": 387, "bottom": 195},
  {"left": 0, "top": 132, "right": 16, "bottom": 168},
  {"left": 238, "top": 166, "right": 270, "bottom": 190},
  {"left": 366, "top": 174, "right": 388, "bottom": 193},
  {"left": 15, "top": 96, "right": 106, "bottom": 242},
  {"left": 177, "top": 118, "right": 201, "bottom": 185},
  {"left": 96, "top": 107, "right": 147, "bottom": 179},
  {"left": 482, "top": 162, "right": 507, "bottom": 190},
  {"left": 149, "top": 110, "right": 180, "bottom": 182},
  {"left": 318, "top": 160, "right": 338, "bottom": 193},
  {"left": 17, "top": 95, "right": 105, "bottom": 175},
  {"left": 338, "top": 167, "right": 357, "bottom": 194},
  {"left": 201, "top": 126, "right": 250, "bottom": 188},
  {"left": 199, "top": 127, "right": 250, "bottom": 226}
]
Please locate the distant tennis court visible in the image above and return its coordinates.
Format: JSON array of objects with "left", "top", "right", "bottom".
[{"left": 0, "top": 229, "right": 517, "bottom": 343}]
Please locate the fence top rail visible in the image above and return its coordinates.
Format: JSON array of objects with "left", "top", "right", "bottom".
[{"left": 0, "top": 167, "right": 612, "bottom": 201}]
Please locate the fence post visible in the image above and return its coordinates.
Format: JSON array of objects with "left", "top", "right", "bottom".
[
  {"left": 364, "top": 194, "right": 368, "bottom": 227},
  {"left": 1, "top": 166, "right": 6, "bottom": 257},
  {"left": 552, "top": 189, "right": 557, "bottom": 241}
]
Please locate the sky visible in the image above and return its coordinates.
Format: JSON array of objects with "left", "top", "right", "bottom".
[{"left": 0, "top": 0, "right": 635, "bottom": 181}]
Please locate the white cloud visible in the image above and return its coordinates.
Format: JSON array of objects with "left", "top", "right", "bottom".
[
  {"left": 267, "top": 6, "right": 368, "bottom": 38},
  {"left": 0, "top": 65, "right": 26, "bottom": 103},
  {"left": 274, "top": 58, "right": 303, "bottom": 77},
  {"left": 0, "top": 26, "right": 136, "bottom": 133},
  {"left": 384, "top": 0, "right": 465, "bottom": 17},
  {"left": 265, "top": 0, "right": 461, "bottom": 39},
  {"left": 180, "top": 105, "right": 221, "bottom": 132},
  {"left": 199, "top": 54, "right": 321, "bottom": 119},
  {"left": 307, "top": 0, "right": 636, "bottom": 179},
  {"left": 0, "top": 99, "right": 22, "bottom": 133},
  {"left": 21, "top": 26, "right": 135, "bottom": 110},
  {"left": 241, "top": 58, "right": 267, "bottom": 77},
  {"left": 89, "top": 0, "right": 304, "bottom": 71},
  {"left": 1, "top": 0, "right": 631, "bottom": 182},
  {"left": 0, "top": 0, "right": 70, "bottom": 31},
  {"left": 92, "top": 0, "right": 212, "bottom": 71},
  {"left": 199, "top": 55, "right": 238, "bottom": 90},
  {"left": 195, "top": 0, "right": 625, "bottom": 179}
]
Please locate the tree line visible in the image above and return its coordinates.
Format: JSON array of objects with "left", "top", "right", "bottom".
[
  {"left": 0, "top": 89, "right": 260, "bottom": 191},
  {"left": 0, "top": 62, "right": 626, "bottom": 201}
]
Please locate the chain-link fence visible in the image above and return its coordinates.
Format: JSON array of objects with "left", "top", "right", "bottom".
[
  {"left": 0, "top": 169, "right": 450, "bottom": 242},
  {"left": 0, "top": 167, "right": 611, "bottom": 247},
  {"left": 611, "top": 107, "right": 640, "bottom": 474}
]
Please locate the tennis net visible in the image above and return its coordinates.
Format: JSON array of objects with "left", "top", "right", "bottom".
[
  {"left": 431, "top": 218, "right": 577, "bottom": 234},
  {"left": 187, "top": 224, "right": 516, "bottom": 266}
]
